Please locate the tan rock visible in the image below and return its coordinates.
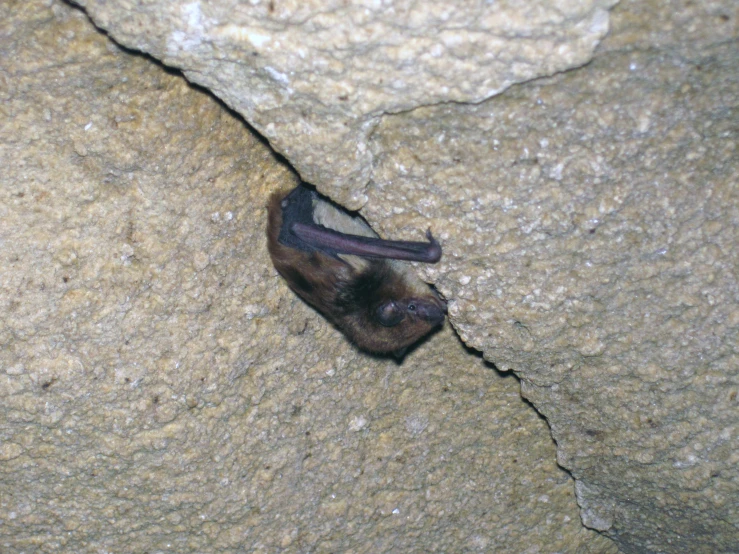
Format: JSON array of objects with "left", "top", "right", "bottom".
[
  {"left": 74, "top": 0, "right": 617, "bottom": 207},
  {"left": 0, "top": 2, "right": 616, "bottom": 552},
  {"left": 363, "top": 1, "right": 738, "bottom": 551}
]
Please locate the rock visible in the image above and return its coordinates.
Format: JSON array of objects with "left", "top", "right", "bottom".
[
  {"left": 73, "top": 0, "right": 617, "bottom": 207},
  {"left": 4, "top": 0, "right": 737, "bottom": 551},
  {"left": 362, "top": 1, "right": 738, "bottom": 552},
  {"left": 0, "top": 2, "right": 616, "bottom": 552}
]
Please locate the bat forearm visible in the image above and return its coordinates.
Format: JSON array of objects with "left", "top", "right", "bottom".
[{"left": 291, "top": 222, "right": 442, "bottom": 263}]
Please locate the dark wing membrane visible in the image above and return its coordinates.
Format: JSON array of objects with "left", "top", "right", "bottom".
[
  {"left": 276, "top": 184, "right": 318, "bottom": 254},
  {"left": 291, "top": 222, "right": 441, "bottom": 263}
]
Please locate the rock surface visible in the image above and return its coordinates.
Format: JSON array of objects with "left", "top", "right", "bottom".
[
  {"left": 362, "top": 2, "right": 738, "bottom": 553},
  {"left": 0, "top": 2, "right": 618, "bottom": 553},
  {"left": 3, "top": 0, "right": 737, "bottom": 552},
  {"left": 73, "top": 0, "right": 617, "bottom": 208}
]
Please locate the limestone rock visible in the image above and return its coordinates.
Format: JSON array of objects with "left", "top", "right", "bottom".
[
  {"left": 4, "top": 0, "right": 737, "bottom": 551},
  {"left": 0, "top": 2, "right": 617, "bottom": 552},
  {"left": 362, "top": 1, "right": 738, "bottom": 552},
  {"left": 74, "top": 0, "right": 617, "bottom": 207}
]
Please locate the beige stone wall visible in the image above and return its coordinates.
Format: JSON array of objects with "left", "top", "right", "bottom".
[{"left": 2, "top": 0, "right": 737, "bottom": 552}]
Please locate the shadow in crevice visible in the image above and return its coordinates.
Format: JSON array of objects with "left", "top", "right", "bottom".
[{"left": 449, "top": 327, "right": 554, "bottom": 429}]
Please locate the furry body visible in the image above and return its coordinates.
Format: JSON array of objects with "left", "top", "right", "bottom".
[{"left": 267, "top": 184, "right": 446, "bottom": 354}]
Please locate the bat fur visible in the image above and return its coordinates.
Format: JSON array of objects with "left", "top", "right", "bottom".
[{"left": 267, "top": 184, "right": 446, "bottom": 354}]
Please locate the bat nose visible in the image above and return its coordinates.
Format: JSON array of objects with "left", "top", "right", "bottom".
[{"left": 414, "top": 300, "right": 446, "bottom": 325}]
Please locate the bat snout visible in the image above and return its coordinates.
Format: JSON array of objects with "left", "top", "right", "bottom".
[{"left": 409, "top": 299, "right": 446, "bottom": 326}]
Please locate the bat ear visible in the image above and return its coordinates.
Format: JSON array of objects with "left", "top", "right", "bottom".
[{"left": 375, "top": 301, "right": 405, "bottom": 327}]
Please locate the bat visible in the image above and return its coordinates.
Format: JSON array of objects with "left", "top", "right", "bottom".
[{"left": 267, "top": 184, "right": 446, "bottom": 355}]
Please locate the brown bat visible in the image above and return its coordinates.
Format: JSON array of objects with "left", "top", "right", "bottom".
[{"left": 267, "top": 184, "right": 446, "bottom": 354}]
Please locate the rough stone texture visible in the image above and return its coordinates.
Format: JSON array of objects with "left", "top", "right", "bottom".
[
  {"left": 361, "top": 2, "right": 738, "bottom": 553},
  {"left": 73, "top": 0, "right": 618, "bottom": 208},
  {"left": 0, "top": 2, "right": 619, "bottom": 553}
]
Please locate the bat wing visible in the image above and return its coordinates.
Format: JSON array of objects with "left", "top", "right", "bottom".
[
  {"left": 291, "top": 222, "right": 442, "bottom": 263},
  {"left": 278, "top": 184, "right": 441, "bottom": 263}
]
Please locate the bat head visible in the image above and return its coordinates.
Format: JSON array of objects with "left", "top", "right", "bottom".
[{"left": 335, "top": 260, "right": 447, "bottom": 354}]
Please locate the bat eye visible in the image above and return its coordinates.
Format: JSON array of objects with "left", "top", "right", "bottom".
[
  {"left": 407, "top": 303, "right": 417, "bottom": 312},
  {"left": 376, "top": 301, "right": 405, "bottom": 327}
]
